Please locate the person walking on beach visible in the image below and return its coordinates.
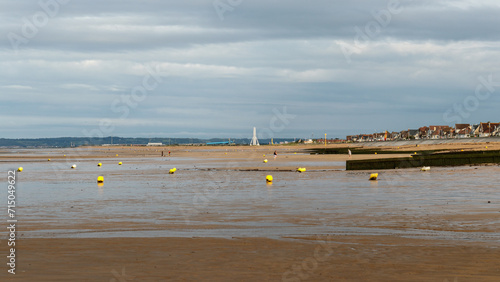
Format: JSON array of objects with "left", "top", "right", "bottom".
[
  {"left": 348, "top": 149, "right": 352, "bottom": 158},
  {"left": 274, "top": 150, "right": 277, "bottom": 159},
  {"left": 168, "top": 151, "right": 171, "bottom": 156}
]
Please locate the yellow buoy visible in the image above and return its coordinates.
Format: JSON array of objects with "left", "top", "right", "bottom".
[
  {"left": 375, "top": 152, "right": 377, "bottom": 155},
  {"left": 116, "top": 154, "right": 119, "bottom": 156},
  {"left": 97, "top": 163, "right": 102, "bottom": 167},
  {"left": 266, "top": 175, "right": 273, "bottom": 183},
  {"left": 17, "top": 167, "right": 23, "bottom": 172},
  {"left": 414, "top": 152, "right": 417, "bottom": 154},
  {"left": 263, "top": 159, "right": 268, "bottom": 163},
  {"left": 63, "top": 154, "right": 66, "bottom": 157},
  {"left": 71, "top": 164, "right": 76, "bottom": 169},
  {"left": 97, "top": 176, "right": 104, "bottom": 183},
  {"left": 118, "top": 162, "right": 122, "bottom": 165},
  {"left": 263, "top": 154, "right": 266, "bottom": 157},
  {"left": 169, "top": 168, "right": 177, "bottom": 174},
  {"left": 48, "top": 159, "right": 51, "bottom": 161},
  {"left": 485, "top": 146, "right": 488, "bottom": 149},
  {"left": 297, "top": 168, "right": 306, "bottom": 173},
  {"left": 369, "top": 173, "right": 378, "bottom": 181}
]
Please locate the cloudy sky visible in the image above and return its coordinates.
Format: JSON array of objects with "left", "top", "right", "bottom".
[{"left": 2, "top": 0, "right": 500, "bottom": 139}]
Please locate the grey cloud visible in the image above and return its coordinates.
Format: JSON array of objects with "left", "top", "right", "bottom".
[
  {"left": 1, "top": 0, "right": 500, "bottom": 139},
  {"left": 3, "top": 1, "right": 500, "bottom": 51}
]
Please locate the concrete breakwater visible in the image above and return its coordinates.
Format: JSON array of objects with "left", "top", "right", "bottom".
[
  {"left": 353, "top": 137, "right": 500, "bottom": 147},
  {"left": 346, "top": 150, "right": 500, "bottom": 170}
]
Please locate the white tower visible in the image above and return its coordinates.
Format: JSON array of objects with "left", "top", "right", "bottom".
[{"left": 250, "top": 127, "right": 259, "bottom": 146}]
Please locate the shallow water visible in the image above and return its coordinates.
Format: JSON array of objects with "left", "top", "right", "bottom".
[{"left": 1, "top": 156, "right": 499, "bottom": 242}]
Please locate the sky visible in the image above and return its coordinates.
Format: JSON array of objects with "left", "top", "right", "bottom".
[{"left": 1, "top": 0, "right": 500, "bottom": 139}]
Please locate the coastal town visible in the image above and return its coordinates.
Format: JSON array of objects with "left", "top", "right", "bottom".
[{"left": 346, "top": 122, "right": 500, "bottom": 142}]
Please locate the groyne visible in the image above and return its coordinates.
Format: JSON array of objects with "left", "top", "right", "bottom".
[{"left": 346, "top": 150, "right": 500, "bottom": 170}]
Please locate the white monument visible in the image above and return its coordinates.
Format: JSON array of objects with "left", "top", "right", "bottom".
[{"left": 250, "top": 127, "right": 259, "bottom": 146}]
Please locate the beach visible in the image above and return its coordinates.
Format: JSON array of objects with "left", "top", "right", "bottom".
[{"left": 1, "top": 143, "right": 499, "bottom": 281}]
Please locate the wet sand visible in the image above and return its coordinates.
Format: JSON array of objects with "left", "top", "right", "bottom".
[
  {"left": 2, "top": 236, "right": 500, "bottom": 281},
  {"left": 1, "top": 143, "right": 499, "bottom": 281}
]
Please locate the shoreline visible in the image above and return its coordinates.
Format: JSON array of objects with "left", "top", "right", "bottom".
[{"left": 1, "top": 144, "right": 499, "bottom": 280}]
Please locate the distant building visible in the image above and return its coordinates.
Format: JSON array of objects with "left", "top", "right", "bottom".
[
  {"left": 349, "top": 135, "right": 360, "bottom": 142},
  {"left": 417, "top": 127, "right": 428, "bottom": 139},
  {"left": 475, "top": 122, "right": 500, "bottom": 137},
  {"left": 390, "top": 131, "right": 400, "bottom": 140},
  {"left": 147, "top": 142, "right": 163, "bottom": 146},
  {"left": 429, "top": 125, "right": 452, "bottom": 139},
  {"left": 343, "top": 120, "right": 500, "bottom": 142},
  {"left": 493, "top": 126, "right": 500, "bottom": 136},
  {"left": 409, "top": 129, "right": 419, "bottom": 139},
  {"left": 359, "top": 134, "right": 374, "bottom": 142},
  {"left": 373, "top": 132, "right": 386, "bottom": 141},
  {"left": 455, "top": 124, "right": 471, "bottom": 138}
]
